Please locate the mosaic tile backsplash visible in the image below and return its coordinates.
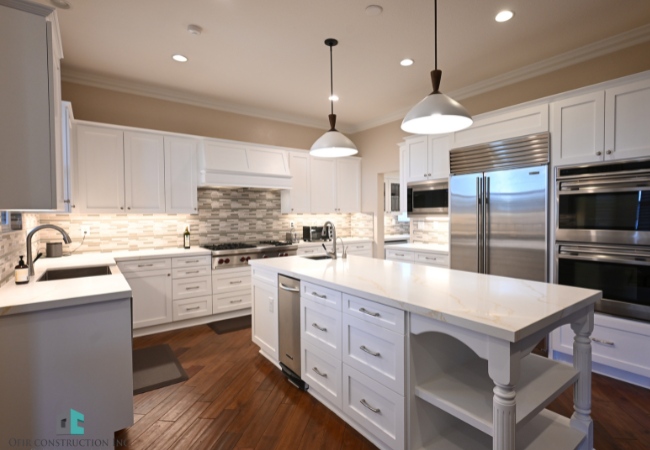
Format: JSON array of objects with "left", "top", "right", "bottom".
[
  {"left": 384, "top": 214, "right": 410, "bottom": 236},
  {"left": 0, "top": 214, "right": 39, "bottom": 287},
  {"left": 410, "top": 216, "right": 449, "bottom": 245}
]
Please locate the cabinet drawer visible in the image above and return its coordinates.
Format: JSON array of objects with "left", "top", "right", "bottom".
[
  {"left": 118, "top": 258, "right": 171, "bottom": 273},
  {"left": 344, "top": 295, "right": 405, "bottom": 335},
  {"left": 214, "top": 290, "right": 251, "bottom": 314},
  {"left": 342, "top": 365, "right": 405, "bottom": 450},
  {"left": 297, "top": 246, "right": 321, "bottom": 256},
  {"left": 343, "top": 314, "right": 405, "bottom": 394},
  {"left": 172, "top": 266, "right": 211, "bottom": 279},
  {"left": 414, "top": 252, "right": 448, "bottom": 267},
  {"left": 385, "top": 249, "right": 414, "bottom": 262},
  {"left": 173, "top": 296, "right": 212, "bottom": 321},
  {"left": 302, "top": 281, "right": 342, "bottom": 311},
  {"left": 213, "top": 268, "right": 251, "bottom": 293},
  {"left": 172, "top": 276, "right": 212, "bottom": 300},
  {"left": 172, "top": 255, "right": 211, "bottom": 268},
  {"left": 303, "top": 342, "right": 342, "bottom": 409},
  {"left": 302, "top": 296, "right": 341, "bottom": 358}
]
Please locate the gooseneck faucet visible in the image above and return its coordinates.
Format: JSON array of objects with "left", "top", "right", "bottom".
[
  {"left": 26, "top": 224, "right": 72, "bottom": 276},
  {"left": 322, "top": 220, "right": 337, "bottom": 259}
]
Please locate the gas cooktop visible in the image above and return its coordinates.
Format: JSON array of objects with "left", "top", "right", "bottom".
[{"left": 202, "top": 241, "right": 298, "bottom": 256}]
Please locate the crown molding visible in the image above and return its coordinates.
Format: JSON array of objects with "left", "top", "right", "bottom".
[
  {"left": 62, "top": 23, "right": 650, "bottom": 135},
  {"left": 0, "top": 0, "right": 53, "bottom": 16},
  {"left": 348, "top": 23, "right": 650, "bottom": 134}
]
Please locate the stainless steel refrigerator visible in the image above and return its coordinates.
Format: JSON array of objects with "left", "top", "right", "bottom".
[{"left": 449, "top": 133, "right": 549, "bottom": 282}]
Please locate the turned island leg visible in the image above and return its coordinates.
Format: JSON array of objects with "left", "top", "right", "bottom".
[
  {"left": 570, "top": 308, "right": 594, "bottom": 450},
  {"left": 488, "top": 340, "right": 521, "bottom": 450}
]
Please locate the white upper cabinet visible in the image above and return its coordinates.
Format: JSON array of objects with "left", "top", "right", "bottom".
[
  {"left": 309, "top": 157, "right": 361, "bottom": 213},
  {"left": 429, "top": 135, "right": 451, "bottom": 180},
  {"left": 75, "top": 124, "right": 126, "bottom": 213},
  {"left": 124, "top": 131, "right": 166, "bottom": 213},
  {"left": 335, "top": 158, "right": 361, "bottom": 213},
  {"left": 403, "top": 135, "right": 451, "bottom": 184},
  {"left": 0, "top": 2, "right": 63, "bottom": 210},
  {"left": 403, "top": 136, "right": 428, "bottom": 183},
  {"left": 281, "top": 152, "right": 310, "bottom": 214},
  {"left": 605, "top": 78, "right": 650, "bottom": 161},
  {"left": 551, "top": 91, "right": 605, "bottom": 166},
  {"left": 399, "top": 147, "right": 409, "bottom": 214},
  {"left": 165, "top": 136, "right": 198, "bottom": 214}
]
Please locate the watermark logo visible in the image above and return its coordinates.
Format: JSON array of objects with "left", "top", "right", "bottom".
[{"left": 55, "top": 409, "right": 85, "bottom": 435}]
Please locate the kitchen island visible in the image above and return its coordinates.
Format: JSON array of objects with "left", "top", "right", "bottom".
[{"left": 249, "top": 255, "right": 600, "bottom": 450}]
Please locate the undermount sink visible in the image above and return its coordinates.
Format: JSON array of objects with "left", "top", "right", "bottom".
[
  {"left": 302, "top": 255, "right": 333, "bottom": 260},
  {"left": 37, "top": 266, "right": 113, "bottom": 282}
]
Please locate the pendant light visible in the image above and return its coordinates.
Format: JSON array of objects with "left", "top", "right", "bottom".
[
  {"left": 401, "top": 0, "right": 473, "bottom": 135},
  {"left": 310, "top": 38, "right": 358, "bottom": 158}
]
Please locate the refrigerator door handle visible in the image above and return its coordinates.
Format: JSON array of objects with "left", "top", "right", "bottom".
[
  {"left": 484, "top": 177, "right": 490, "bottom": 274},
  {"left": 476, "top": 177, "right": 482, "bottom": 273}
]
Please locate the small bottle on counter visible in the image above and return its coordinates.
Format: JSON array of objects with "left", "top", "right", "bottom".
[
  {"left": 15, "top": 255, "right": 29, "bottom": 285},
  {"left": 183, "top": 226, "right": 190, "bottom": 249}
]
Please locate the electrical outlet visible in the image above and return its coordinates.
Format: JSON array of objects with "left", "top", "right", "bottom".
[
  {"left": 80, "top": 225, "right": 91, "bottom": 236},
  {"left": 290, "top": 221, "right": 295, "bottom": 228}
]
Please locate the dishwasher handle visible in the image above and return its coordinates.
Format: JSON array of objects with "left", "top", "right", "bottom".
[{"left": 279, "top": 283, "right": 300, "bottom": 292}]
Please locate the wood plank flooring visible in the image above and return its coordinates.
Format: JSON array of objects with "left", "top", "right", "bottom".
[{"left": 117, "top": 323, "right": 650, "bottom": 450}]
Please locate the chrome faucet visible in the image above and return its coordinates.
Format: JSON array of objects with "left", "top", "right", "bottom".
[
  {"left": 322, "top": 220, "right": 337, "bottom": 259},
  {"left": 26, "top": 224, "right": 72, "bottom": 276}
]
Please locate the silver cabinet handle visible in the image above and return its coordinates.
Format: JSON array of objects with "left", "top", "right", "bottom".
[
  {"left": 230, "top": 299, "right": 243, "bottom": 304},
  {"left": 395, "top": 253, "right": 404, "bottom": 257},
  {"left": 312, "top": 292, "right": 327, "bottom": 299},
  {"left": 185, "top": 260, "right": 199, "bottom": 263},
  {"left": 596, "top": 151, "right": 602, "bottom": 156},
  {"left": 360, "top": 345, "right": 381, "bottom": 357},
  {"left": 304, "top": 249, "right": 314, "bottom": 253},
  {"left": 356, "top": 245, "right": 364, "bottom": 249},
  {"left": 186, "top": 306, "right": 201, "bottom": 311},
  {"left": 359, "top": 307, "right": 380, "bottom": 317},
  {"left": 312, "top": 367, "right": 328, "bottom": 378},
  {"left": 230, "top": 280, "right": 243, "bottom": 285},
  {"left": 360, "top": 399, "right": 381, "bottom": 413},
  {"left": 186, "top": 286, "right": 200, "bottom": 290},
  {"left": 606, "top": 149, "right": 613, "bottom": 155},
  {"left": 279, "top": 283, "right": 299, "bottom": 292},
  {"left": 138, "top": 263, "right": 154, "bottom": 267},
  {"left": 591, "top": 337, "right": 614, "bottom": 346},
  {"left": 186, "top": 270, "right": 200, "bottom": 274},
  {"left": 312, "top": 323, "right": 327, "bottom": 332}
]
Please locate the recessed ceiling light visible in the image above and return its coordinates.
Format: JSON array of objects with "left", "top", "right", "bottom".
[
  {"left": 495, "top": 10, "right": 514, "bottom": 22},
  {"left": 329, "top": 94, "right": 339, "bottom": 102},
  {"left": 400, "top": 58, "right": 414, "bottom": 67},
  {"left": 50, "top": 0, "right": 71, "bottom": 9},
  {"left": 172, "top": 54, "right": 188, "bottom": 62},
  {"left": 365, "top": 5, "right": 383, "bottom": 16},
  {"left": 187, "top": 24, "right": 203, "bottom": 36}
]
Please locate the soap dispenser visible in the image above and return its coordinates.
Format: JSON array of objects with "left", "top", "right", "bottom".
[{"left": 15, "top": 255, "right": 29, "bottom": 285}]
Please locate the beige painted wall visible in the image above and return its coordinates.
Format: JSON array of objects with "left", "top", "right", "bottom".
[
  {"left": 352, "top": 41, "right": 650, "bottom": 212},
  {"left": 61, "top": 82, "right": 323, "bottom": 150}
]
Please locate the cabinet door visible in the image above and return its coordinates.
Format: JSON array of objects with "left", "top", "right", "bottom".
[
  {"left": 124, "top": 131, "right": 165, "bottom": 213},
  {"left": 399, "top": 146, "right": 409, "bottom": 214},
  {"left": 53, "top": 102, "right": 73, "bottom": 212},
  {"left": 126, "top": 269, "right": 173, "bottom": 329},
  {"left": 76, "top": 125, "right": 125, "bottom": 212},
  {"left": 165, "top": 136, "right": 198, "bottom": 214},
  {"left": 310, "top": 158, "right": 337, "bottom": 213},
  {"left": 551, "top": 91, "right": 605, "bottom": 166},
  {"left": 429, "top": 135, "right": 451, "bottom": 180},
  {"left": 252, "top": 280, "right": 279, "bottom": 363},
  {"left": 282, "top": 152, "right": 310, "bottom": 213},
  {"left": 336, "top": 158, "right": 361, "bottom": 213},
  {"left": 605, "top": 79, "right": 650, "bottom": 161},
  {"left": 405, "top": 137, "right": 428, "bottom": 183}
]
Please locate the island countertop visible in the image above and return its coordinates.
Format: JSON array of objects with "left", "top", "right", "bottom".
[{"left": 249, "top": 255, "right": 600, "bottom": 342}]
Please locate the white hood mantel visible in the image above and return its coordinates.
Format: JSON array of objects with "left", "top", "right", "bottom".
[{"left": 198, "top": 139, "right": 292, "bottom": 189}]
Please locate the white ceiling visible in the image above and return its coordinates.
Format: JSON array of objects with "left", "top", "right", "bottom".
[{"left": 38, "top": 0, "right": 650, "bottom": 132}]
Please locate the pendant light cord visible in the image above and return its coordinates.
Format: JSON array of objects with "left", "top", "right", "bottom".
[
  {"left": 330, "top": 43, "right": 334, "bottom": 115},
  {"left": 434, "top": 0, "right": 438, "bottom": 70}
]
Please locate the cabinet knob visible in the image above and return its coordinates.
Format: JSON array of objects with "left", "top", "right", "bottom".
[
  {"left": 596, "top": 151, "right": 602, "bottom": 156},
  {"left": 127, "top": 207, "right": 131, "bottom": 210},
  {"left": 606, "top": 149, "right": 613, "bottom": 155},
  {"left": 120, "top": 206, "right": 124, "bottom": 210}
]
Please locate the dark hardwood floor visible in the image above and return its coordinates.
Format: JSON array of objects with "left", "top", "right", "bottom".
[{"left": 117, "top": 324, "right": 650, "bottom": 450}]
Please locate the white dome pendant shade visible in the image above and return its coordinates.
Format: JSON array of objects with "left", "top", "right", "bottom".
[
  {"left": 401, "top": 0, "right": 473, "bottom": 135},
  {"left": 310, "top": 38, "right": 358, "bottom": 158}
]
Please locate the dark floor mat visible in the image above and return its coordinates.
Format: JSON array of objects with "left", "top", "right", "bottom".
[
  {"left": 132, "top": 344, "right": 188, "bottom": 395},
  {"left": 208, "top": 315, "right": 251, "bottom": 334}
]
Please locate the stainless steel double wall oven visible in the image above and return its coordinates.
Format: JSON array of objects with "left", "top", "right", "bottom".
[{"left": 555, "top": 158, "right": 650, "bottom": 322}]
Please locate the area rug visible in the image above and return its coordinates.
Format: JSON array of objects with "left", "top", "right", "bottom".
[
  {"left": 208, "top": 315, "right": 251, "bottom": 335},
  {"left": 132, "top": 344, "right": 188, "bottom": 395}
]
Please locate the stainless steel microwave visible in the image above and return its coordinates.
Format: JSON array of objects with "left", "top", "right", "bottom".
[{"left": 407, "top": 180, "right": 448, "bottom": 215}]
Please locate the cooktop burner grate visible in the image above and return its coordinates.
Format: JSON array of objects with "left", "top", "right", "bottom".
[
  {"left": 259, "top": 240, "right": 292, "bottom": 246},
  {"left": 202, "top": 243, "right": 257, "bottom": 251}
]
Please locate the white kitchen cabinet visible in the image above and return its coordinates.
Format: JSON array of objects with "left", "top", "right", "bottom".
[
  {"left": 310, "top": 157, "right": 361, "bottom": 213},
  {"left": 344, "top": 242, "right": 373, "bottom": 258},
  {"left": 124, "top": 131, "right": 166, "bottom": 213},
  {"left": 385, "top": 248, "right": 415, "bottom": 263},
  {"left": 118, "top": 259, "right": 173, "bottom": 329},
  {"left": 75, "top": 124, "right": 126, "bottom": 212},
  {"left": 0, "top": 1, "right": 64, "bottom": 210},
  {"left": 281, "top": 152, "right": 311, "bottom": 213},
  {"left": 165, "top": 136, "right": 199, "bottom": 214},
  {"left": 252, "top": 271, "right": 279, "bottom": 363},
  {"left": 402, "top": 134, "right": 452, "bottom": 184},
  {"left": 551, "top": 78, "right": 650, "bottom": 167},
  {"left": 52, "top": 101, "right": 74, "bottom": 212},
  {"left": 213, "top": 266, "right": 251, "bottom": 314},
  {"left": 399, "top": 146, "right": 409, "bottom": 214},
  {"left": 385, "top": 247, "right": 448, "bottom": 268}
]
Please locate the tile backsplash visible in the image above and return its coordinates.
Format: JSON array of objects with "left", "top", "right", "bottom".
[
  {"left": 0, "top": 214, "right": 39, "bottom": 287},
  {"left": 410, "top": 216, "right": 449, "bottom": 245},
  {"left": 384, "top": 214, "right": 410, "bottom": 236}
]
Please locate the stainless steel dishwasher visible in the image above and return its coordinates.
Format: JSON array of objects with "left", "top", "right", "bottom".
[{"left": 278, "top": 275, "right": 306, "bottom": 389}]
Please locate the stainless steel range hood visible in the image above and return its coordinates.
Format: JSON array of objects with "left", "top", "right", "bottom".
[{"left": 198, "top": 140, "right": 292, "bottom": 189}]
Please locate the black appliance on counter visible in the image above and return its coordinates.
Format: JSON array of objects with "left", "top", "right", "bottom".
[{"left": 302, "top": 226, "right": 332, "bottom": 242}]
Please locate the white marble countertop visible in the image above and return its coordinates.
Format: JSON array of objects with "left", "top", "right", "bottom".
[
  {"left": 384, "top": 234, "right": 410, "bottom": 242},
  {"left": 0, "top": 247, "right": 211, "bottom": 316},
  {"left": 297, "top": 237, "right": 372, "bottom": 247},
  {"left": 385, "top": 242, "right": 449, "bottom": 254},
  {"left": 249, "top": 255, "right": 600, "bottom": 342}
]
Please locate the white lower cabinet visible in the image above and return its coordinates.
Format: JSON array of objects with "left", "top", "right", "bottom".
[
  {"left": 385, "top": 249, "right": 415, "bottom": 263},
  {"left": 119, "top": 259, "right": 173, "bottom": 329},
  {"left": 302, "top": 297, "right": 342, "bottom": 358},
  {"left": 303, "top": 341, "right": 343, "bottom": 409},
  {"left": 213, "top": 266, "right": 252, "bottom": 314},
  {"left": 172, "top": 296, "right": 212, "bottom": 321},
  {"left": 252, "top": 272, "right": 279, "bottom": 363},
  {"left": 385, "top": 248, "right": 449, "bottom": 268}
]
